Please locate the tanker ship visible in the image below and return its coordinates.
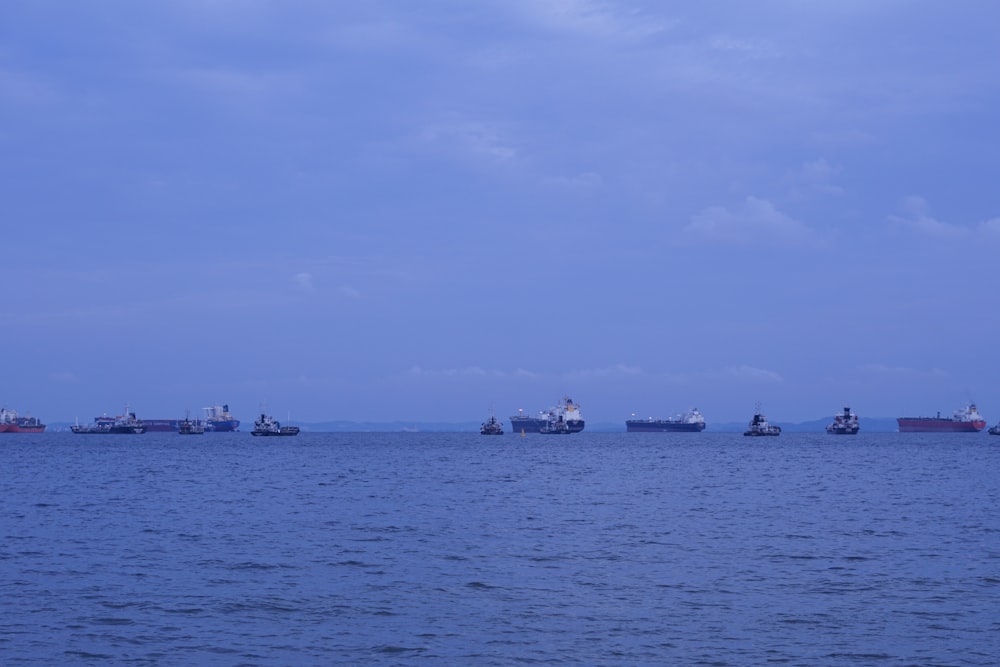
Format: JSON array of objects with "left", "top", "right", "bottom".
[
  {"left": 510, "top": 397, "right": 585, "bottom": 434},
  {"left": 0, "top": 408, "right": 46, "bottom": 433},
  {"left": 626, "top": 408, "right": 706, "bottom": 432},
  {"left": 896, "top": 403, "right": 986, "bottom": 433}
]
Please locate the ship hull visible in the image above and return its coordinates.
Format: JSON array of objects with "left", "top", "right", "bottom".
[
  {"left": 142, "top": 419, "right": 182, "bottom": 432},
  {"left": 510, "top": 417, "right": 584, "bottom": 433},
  {"left": 4, "top": 425, "right": 46, "bottom": 433},
  {"left": 207, "top": 419, "right": 240, "bottom": 432},
  {"left": 626, "top": 420, "right": 705, "bottom": 433},
  {"left": 897, "top": 418, "right": 985, "bottom": 433}
]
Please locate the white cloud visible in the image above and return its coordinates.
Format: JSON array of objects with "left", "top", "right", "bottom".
[
  {"left": 722, "top": 365, "right": 783, "bottom": 383},
  {"left": 564, "top": 363, "right": 643, "bottom": 379},
  {"left": 889, "top": 196, "right": 970, "bottom": 238},
  {"left": 408, "top": 366, "right": 498, "bottom": 378},
  {"left": 797, "top": 158, "right": 845, "bottom": 195},
  {"left": 169, "top": 66, "right": 302, "bottom": 100},
  {"left": 506, "top": 0, "right": 670, "bottom": 41},
  {"left": 293, "top": 272, "right": 313, "bottom": 291},
  {"left": 417, "top": 119, "right": 518, "bottom": 164},
  {"left": 708, "top": 35, "right": 778, "bottom": 59},
  {"left": 858, "top": 364, "right": 949, "bottom": 378},
  {"left": 338, "top": 286, "right": 362, "bottom": 299},
  {"left": 977, "top": 218, "right": 1000, "bottom": 235},
  {"left": 403, "top": 364, "right": 640, "bottom": 381},
  {"left": 683, "top": 196, "right": 822, "bottom": 246}
]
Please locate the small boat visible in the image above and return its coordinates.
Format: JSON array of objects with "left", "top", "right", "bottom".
[
  {"left": 178, "top": 414, "right": 205, "bottom": 435},
  {"left": 988, "top": 423, "right": 1000, "bottom": 436},
  {"left": 480, "top": 411, "right": 504, "bottom": 435},
  {"left": 744, "top": 405, "right": 781, "bottom": 436},
  {"left": 539, "top": 419, "right": 572, "bottom": 434},
  {"left": 826, "top": 406, "right": 860, "bottom": 435},
  {"left": 251, "top": 411, "right": 300, "bottom": 436}
]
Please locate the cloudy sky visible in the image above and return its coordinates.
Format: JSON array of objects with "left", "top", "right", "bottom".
[{"left": 3, "top": 1, "right": 999, "bottom": 426}]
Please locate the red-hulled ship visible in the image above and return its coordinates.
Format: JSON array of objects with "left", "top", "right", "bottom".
[
  {"left": 0, "top": 408, "right": 46, "bottom": 433},
  {"left": 897, "top": 403, "right": 986, "bottom": 433}
]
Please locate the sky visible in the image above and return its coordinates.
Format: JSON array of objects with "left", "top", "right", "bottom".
[{"left": 3, "top": 1, "right": 1000, "bottom": 426}]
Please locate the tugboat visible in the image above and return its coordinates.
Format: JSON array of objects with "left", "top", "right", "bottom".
[
  {"left": 539, "top": 410, "right": 574, "bottom": 434},
  {"left": 251, "top": 411, "right": 300, "bottom": 436},
  {"left": 178, "top": 413, "right": 205, "bottom": 435},
  {"left": 744, "top": 405, "right": 781, "bottom": 437},
  {"left": 826, "top": 406, "right": 860, "bottom": 435},
  {"left": 480, "top": 411, "right": 504, "bottom": 435}
]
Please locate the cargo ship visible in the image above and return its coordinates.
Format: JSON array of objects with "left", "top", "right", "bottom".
[
  {"left": 204, "top": 404, "right": 240, "bottom": 432},
  {"left": 0, "top": 408, "right": 46, "bottom": 433},
  {"left": 897, "top": 403, "right": 986, "bottom": 433},
  {"left": 626, "top": 408, "right": 706, "bottom": 432},
  {"left": 826, "top": 406, "right": 860, "bottom": 435},
  {"left": 510, "top": 397, "right": 585, "bottom": 434}
]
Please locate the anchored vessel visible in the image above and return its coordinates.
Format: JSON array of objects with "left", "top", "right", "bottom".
[
  {"left": 480, "top": 412, "right": 504, "bottom": 435},
  {"left": 510, "top": 397, "right": 585, "bottom": 434},
  {"left": 896, "top": 404, "right": 986, "bottom": 433},
  {"left": 251, "top": 412, "right": 299, "bottom": 436},
  {"left": 744, "top": 406, "right": 781, "bottom": 436},
  {"left": 0, "top": 408, "right": 46, "bottom": 433},
  {"left": 72, "top": 406, "right": 147, "bottom": 434},
  {"left": 178, "top": 415, "right": 205, "bottom": 435},
  {"left": 203, "top": 404, "right": 241, "bottom": 432},
  {"left": 826, "top": 406, "right": 860, "bottom": 435},
  {"left": 626, "top": 408, "right": 706, "bottom": 433}
]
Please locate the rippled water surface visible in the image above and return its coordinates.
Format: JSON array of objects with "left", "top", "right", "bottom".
[{"left": 2, "top": 431, "right": 999, "bottom": 665}]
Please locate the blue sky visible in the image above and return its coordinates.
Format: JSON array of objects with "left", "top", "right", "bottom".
[{"left": 3, "top": 1, "right": 999, "bottom": 425}]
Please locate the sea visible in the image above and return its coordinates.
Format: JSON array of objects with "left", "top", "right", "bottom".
[{"left": 2, "top": 431, "right": 999, "bottom": 666}]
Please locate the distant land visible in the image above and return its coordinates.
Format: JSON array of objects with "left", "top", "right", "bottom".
[{"left": 48, "top": 417, "right": 903, "bottom": 433}]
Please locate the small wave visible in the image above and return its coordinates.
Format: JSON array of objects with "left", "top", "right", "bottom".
[
  {"left": 374, "top": 645, "right": 426, "bottom": 654},
  {"left": 92, "top": 617, "right": 135, "bottom": 626},
  {"left": 64, "top": 650, "right": 114, "bottom": 659}
]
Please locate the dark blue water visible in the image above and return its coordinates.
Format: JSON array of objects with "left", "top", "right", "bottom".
[{"left": 3, "top": 431, "right": 999, "bottom": 665}]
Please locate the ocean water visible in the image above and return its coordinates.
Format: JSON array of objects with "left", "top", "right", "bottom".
[{"left": 2, "top": 431, "right": 999, "bottom": 666}]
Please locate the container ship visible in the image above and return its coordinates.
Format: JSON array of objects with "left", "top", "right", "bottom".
[
  {"left": 896, "top": 403, "right": 986, "bottom": 433},
  {"left": 510, "top": 397, "right": 585, "bottom": 434},
  {"left": 626, "top": 408, "right": 706, "bottom": 432}
]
